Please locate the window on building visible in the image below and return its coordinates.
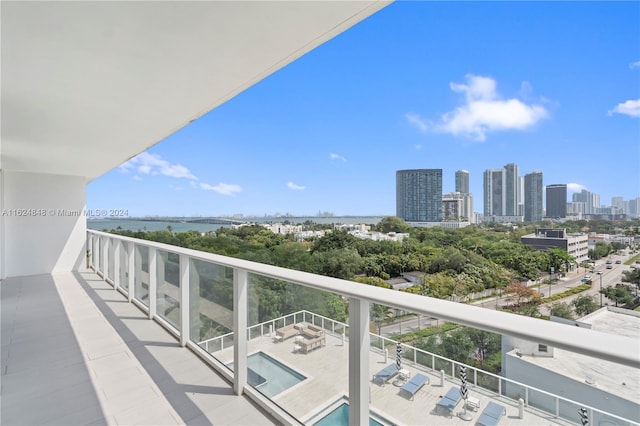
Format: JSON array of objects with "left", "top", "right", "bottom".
[{"left": 538, "top": 344, "right": 548, "bottom": 353}]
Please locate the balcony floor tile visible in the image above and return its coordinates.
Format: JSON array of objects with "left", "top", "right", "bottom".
[{"left": 1, "top": 272, "right": 278, "bottom": 426}]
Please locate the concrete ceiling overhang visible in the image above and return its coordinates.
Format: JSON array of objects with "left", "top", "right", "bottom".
[{"left": 1, "top": 1, "right": 390, "bottom": 181}]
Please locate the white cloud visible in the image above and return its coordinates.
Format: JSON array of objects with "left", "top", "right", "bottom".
[
  {"left": 329, "top": 153, "right": 347, "bottom": 162},
  {"left": 629, "top": 61, "right": 640, "bottom": 69},
  {"left": 119, "top": 152, "right": 197, "bottom": 180},
  {"left": 287, "top": 181, "right": 305, "bottom": 190},
  {"left": 608, "top": 99, "right": 640, "bottom": 118},
  {"left": 414, "top": 144, "right": 423, "bottom": 150},
  {"left": 567, "top": 183, "right": 586, "bottom": 193},
  {"left": 200, "top": 182, "right": 242, "bottom": 196},
  {"left": 119, "top": 152, "right": 243, "bottom": 196},
  {"left": 407, "top": 74, "right": 549, "bottom": 141},
  {"left": 405, "top": 113, "right": 428, "bottom": 133}
]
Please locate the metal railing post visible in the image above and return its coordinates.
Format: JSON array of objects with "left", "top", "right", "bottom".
[
  {"left": 149, "top": 247, "right": 157, "bottom": 319},
  {"left": 180, "top": 254, "right": 190, "bottom": 347}
]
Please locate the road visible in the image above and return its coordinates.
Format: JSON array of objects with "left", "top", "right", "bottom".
[{"left": 377, "top": 251, "right": 636, "bottom": 338}]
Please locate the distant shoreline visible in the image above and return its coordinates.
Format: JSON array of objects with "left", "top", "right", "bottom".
[{"left": 87, "top": 216, "right": 386, "bottom": 233}]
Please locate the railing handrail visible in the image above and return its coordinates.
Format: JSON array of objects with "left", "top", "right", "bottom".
[{"left": 88, "top": 229, "right": 639, "bottom": 370}]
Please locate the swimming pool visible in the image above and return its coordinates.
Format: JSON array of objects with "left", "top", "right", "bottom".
[
  {"left": 313, "top": 403, "right": 385, "bottom": 426},
  {"left": 228, "top": 351, "right": 306, "bottom": 397}
]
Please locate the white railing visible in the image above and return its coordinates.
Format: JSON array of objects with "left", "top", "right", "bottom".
[{"left": 87, "top": 230, "right": 640, "bottom": 426}]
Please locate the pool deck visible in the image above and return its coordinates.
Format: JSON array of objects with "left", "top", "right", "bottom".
[{"left": 214, "top": 333, "right": 574, "bottom": 426}]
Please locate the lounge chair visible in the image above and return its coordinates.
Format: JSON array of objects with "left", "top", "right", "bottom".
[
  {"left": 476, "top": 401, "right": 506, "bottom": 426},
  {"left": 435, "top": 386, "right": 461, "bottom": 417},
  {"left": 400, "top": 373, "right": 429, "bottom": 400},
  {"left": 372, "top": 364, "right": 398, "bottom": 386}
]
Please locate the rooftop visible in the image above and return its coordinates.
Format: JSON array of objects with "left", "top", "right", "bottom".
[{"left": 507, "top": 308, "right": 640, "bottom": 404}]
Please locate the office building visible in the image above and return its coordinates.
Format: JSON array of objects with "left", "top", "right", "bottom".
[
  {"left": 520, "top": 228, "right": 589, "bottom": 265},
  {"left": 483, "top": 168, "right": 505, "bottom": 216},
  {"left": 524, "top": 171, "right": 544, "bottom": 222},
  {"left": 396, "top": 169, "right": 443, "bottom": 222},
  {"left": 455, "top": 169, "right": 470, "bottom": 194},
  {"left": 504, "top": 163, "right": 519, "bottom": 216},
  {"left": 546, "top": 184, "right": 567, "bottom": 218},
  {"left": 572, "top": 189, "right": 600, "bottom": 214}
]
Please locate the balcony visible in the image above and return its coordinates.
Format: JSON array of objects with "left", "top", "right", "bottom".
[{"left": 2, "top": 230, "right": 638, "bottom": 426}]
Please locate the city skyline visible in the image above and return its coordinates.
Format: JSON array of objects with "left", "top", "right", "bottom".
[{"left": 87, "top": 2, "right": 640, "bottom": 217}]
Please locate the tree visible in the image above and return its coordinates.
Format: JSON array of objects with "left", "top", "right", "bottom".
[
  {"left": 600, "top": 285, "right": 634, "bottom": 307},
  {"left": 546, "top": 248, "right": 576, "bottom": 273},
  {"left": 463, "top": 328, "right": 500, "bottom": 366},
  {"left": 370, "top": 303, "right": 393, "bottom": 335},
  {"left": 375, "top": 216, "right": 412, "bottom": 234},
  {"left": 416, "top": 329, "right": 474, "bottom": 363},
  {"left": 571, "top": 295, "right": 599, "bottom": 317},
  {"left": 549, "top": 302, "right": 574, "bottom": 320},
  {"left": 621, "top": 268, "right": 640, "bottom": 293},
  {"left": 504, "top": 282, "right": 541, "bottom": 306},
  {"left": 310, "top": 230, "right": 359, "bottom": 254}
]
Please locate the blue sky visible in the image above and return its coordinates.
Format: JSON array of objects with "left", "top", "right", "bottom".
[{"left": 88, "top": 1, "right": 640, "bottom": 217}]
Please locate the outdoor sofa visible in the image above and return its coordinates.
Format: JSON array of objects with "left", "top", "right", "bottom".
[
  {"left": 275, "top": 324, "right": 298, "bottom": 341},
  {"left": 295, "top": 323, "right": 325, "bottom": 353}
]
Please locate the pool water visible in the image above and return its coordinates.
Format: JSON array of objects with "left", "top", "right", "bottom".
[
  {"left": 313, "top": 403, "right": 384, "bottom": 426},
  {"left": 228, "top": 352, "right": 306, "bottom": 397}
]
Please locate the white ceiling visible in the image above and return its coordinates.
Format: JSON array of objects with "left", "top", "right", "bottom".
[{"left": 1, "top": 1, "right": 390, "bottom": 181}]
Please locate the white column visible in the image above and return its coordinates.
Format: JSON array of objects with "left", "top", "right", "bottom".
[
  {"left": 233, "top": 269, "right": 248, "bottom": 396},
  {"left": 2, "top": 171, "right": 85, "bottom": 277},
  {"left": 113, "top": 240, "right": 120, "bottom": 291},
  {"left": 127, "top": 242, "right": 135, "bottom": 303},
  {"left": 180, "top": 254, "right": 190, "bottom": 347},
  {"left": 348, "top": 297, "right": 370, "bottom": 426},
  {"left": 149, "top": 248, "right": 157, "bottom": 319}
]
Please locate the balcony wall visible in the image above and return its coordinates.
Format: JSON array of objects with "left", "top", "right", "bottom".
[{"left": 1, "top": 171, "right": 86, "bottom": 278}]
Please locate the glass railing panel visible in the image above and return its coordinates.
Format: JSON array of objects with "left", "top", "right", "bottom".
[
  {"left": 92, "top": 236, "right": 98, "bottom": 269},
  {"left": 156, "top": 250, "right": 180, "bottom": 329},
  {"left": 98, "top": 236, "right": 104, "bottom": 274},
  {"left": 118, "top": 242, "right": 128, "bottom": 291},
  {"left": 107, "top": 238, "right": 115, "bottom": 282},
  {"left": 189, "top": 258, "right": 234, "bottom": 365},
  {"left": 244, "top": 274, "right": 349, "bottom": 423},
  {"left": 134, "top": 245, "right": 149, "bottom": 306}
]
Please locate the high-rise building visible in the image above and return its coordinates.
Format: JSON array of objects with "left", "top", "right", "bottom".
[
  {"left": 546, "top": 184, "right": 567, "bottom": 218},
  {"left": 483, "top": 169, "right": 505, "bottom": 216},
  {"left": 455, "top": 170, "right": 470, "bottom": 194},
  {"left": 524, "top": 171, "right": 543, "bottom": 222},
  {"left": 442, "top": 191, "right": 473, "bottom": 222},
  {"left": 517, "top": 176, "right": 525, "bottom": 216},
  {"left": 504, "top": 163, "right": 519, "bottom": 216},
  {"left": 396, "top": 169, "right": 443, "bottom": 222},
  {"left": 572, "top": 189, "right": 600, "bottom": 214}
]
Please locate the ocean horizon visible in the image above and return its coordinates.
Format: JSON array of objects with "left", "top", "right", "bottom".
[{"left": 87, "top": 216, "right": 386, "bottom": 233}]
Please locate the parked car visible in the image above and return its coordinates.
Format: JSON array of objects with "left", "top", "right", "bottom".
[
  {"left": 615, "top": 260, "right": 622, "bottom": 264},
  {"left": 606, "top": 259, "right": 613, "bottom": 264},
  {"left": 606, "top": 264, "right": 613, "bottom": 269}
]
